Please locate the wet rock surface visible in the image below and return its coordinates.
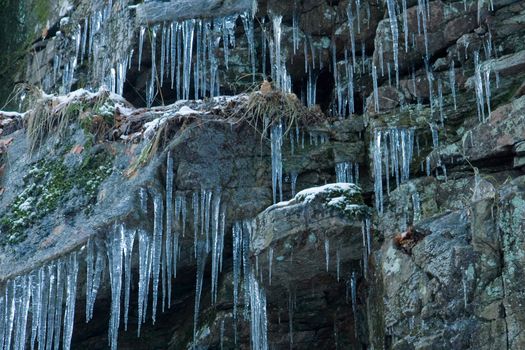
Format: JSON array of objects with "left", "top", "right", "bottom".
[{"left": 0, "top": 0, "right": 525, "bottom": 349}]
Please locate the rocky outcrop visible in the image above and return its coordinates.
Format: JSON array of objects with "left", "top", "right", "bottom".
[{"left": 1, "top": 0, "right": 525, "bottom": 349}]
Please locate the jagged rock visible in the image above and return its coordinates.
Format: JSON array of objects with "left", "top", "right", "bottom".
[{"left": 461, "top": 95, "right": 525, "bottom": 162}]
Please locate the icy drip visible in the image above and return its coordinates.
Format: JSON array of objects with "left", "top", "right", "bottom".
[
  {"left": 271, "top": 121, "right": 284, "bottom": 204},
  {"left": 386, "top": 0, "right": 400, "bottom": 86},
  {"left": 373, "top": 128, "right": 415, "bottom": 214}
]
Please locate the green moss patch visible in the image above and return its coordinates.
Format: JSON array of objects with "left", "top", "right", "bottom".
[{"left": 0, "top": 148, "right": 114, "bottom": 245}]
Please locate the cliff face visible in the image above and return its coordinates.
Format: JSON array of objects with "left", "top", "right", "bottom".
[{"left": 0, "top": 0, "right": 524, "bottom": 349}]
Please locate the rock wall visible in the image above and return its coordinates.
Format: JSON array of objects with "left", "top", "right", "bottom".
[{"left": 0, "top": 0, "right": 524, "bottom": 349}]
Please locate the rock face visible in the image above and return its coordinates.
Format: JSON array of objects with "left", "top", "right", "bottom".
[{"left": 0, "top": 0, "right": 525, "bottom": 350}]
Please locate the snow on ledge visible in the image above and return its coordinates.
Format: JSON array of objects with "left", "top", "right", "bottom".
[{"left": 294, "top": 183, "right": 362, "bottom": 203}]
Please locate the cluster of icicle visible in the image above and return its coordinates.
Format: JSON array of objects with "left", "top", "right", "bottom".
[
  {"left": 42, "top": 0, "right": 134, "bottom": 96},
  {"left": 0, "top": 153, "right": 229, "bottom": 350},
  {"left": 136, "top": 10, "right": 292, "bottom": 107},
  {"left": 232, "top": 221, "right": 268, "bottom": 350},
  {"left": 0, "top": 252, "right": 79, "bottom": 350},
  {"left": 372, "top": 127, "right": 415, "bottom": 214}
]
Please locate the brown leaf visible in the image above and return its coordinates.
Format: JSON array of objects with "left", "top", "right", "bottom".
[{"left": 70, "top": 144, "right": 84, "bottom": 154}]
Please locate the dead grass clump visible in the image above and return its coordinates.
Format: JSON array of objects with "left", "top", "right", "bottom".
[{"left": 231, "top": 81, "right": 326, "bottom": 139}]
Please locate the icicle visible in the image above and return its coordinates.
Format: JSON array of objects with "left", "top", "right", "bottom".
[
  {"left": 373, "top": 128, "right": 415, "bottom": 213},
  {"left": 63, "top": 253, "right": 79, "bottom": 350},
  {"left": 3, "top": 279, "right": 15, "bottom": 350},
  {"left": 292, "top": 0, "right": 300, "bottom": 54},
  {"left": 373, "top": 129, "right": 384, "bottom": 214},
  {"left": 138, "top": 26, "right": 146, "bottom": 72},
  {"left": 402, "top": 0, "right": 409, "bottom": 52},
  {"left": 325, "top": 238, "right": 330, "bottom": 272},
  {"left": 170, "top": 22, "right": 176, "bottom": 89},
  {"left": 183, "top": 19, "right": 196, "bottom": 100},
  {"left": 241, "top": 13, "right": 256, "bottom": 82},
  {"left": 438, "top": 79, "right": 445, "bottom": 127},
  {"left": 268, "top": 248, "right": 274, "bottom": 286},
  {"left": 425, "top": 60, "right": 434, "bottom": 115},
  {"left": 449, "top": 61, "right": 457, "bottom": 111},
  {"left": 290, "top": 172, "right": 298, "bottom": 197},
  {"left": 484, "top": 66, "right": 492, "bottom": 118},
  {"left": 86, "top": 239, "right": 105, "bottom": 323},
  {"left": 137, "top": 229, "right": 151, "bottom": 337},
  {"left": 271, "top": 121, "right": 284, "bottom": 204},
  {"left": 30, "top": 269, "right": 42, "bottom": 350},
  {"left": 271, "top": 14, "right": 286, "bottom": 91},
  {"left": 106, "top": 226, "right": 123, "bottom": 350},
  {"left": 347, "top": 3, "right": 357, "bottom": 69},
  {"left": 160, "top": 24, "right": 167, "bottom": 87},
  {"left": 53, "top": 260, "right": 65, "bottom": 350},
  {"left": 151, "top": 192, "right": 164, "bottom": 324},
  {"left": 147, "top": 26, "right": 159, "bottom": 108},
  {"left": 37, "top": 266, "right": 49, "bottom": 350},
  {"left": 350, "top": 272, "right": 357, "bottom": 334},
  {"left": 123, "top": 229, "right": 136, "bottom": 331},
  {"left": 386, "top": 0, "right": 399, "bottom": 86},
  {"left": 211, "top": 189, "right": 223, "bottom": 304},
  {"left": 412, "top": 191, "right": 422, "bottom": 223},
  {"left": 372, "top": 65, "right": 379, "bottom": 112},
  {"left": 193, "top": 235, "right": 208, "bottom": 349},
  {"left": 165, "top": 153, "right": 174, "bottom": 309},
  {"left": 356, "top": 0, "right": 361, "bottom": 33},
  {"left": 80, "top": 18, "right": 88, "bottom": 65},
  {"left": 248, "top": 272, "right": 269, "bottom": 350},
  {"left": 232, "top": 222, "right": 243, "bottom": 344},
  {"left": 45, "top": 262, "right": 57, "bottom": 350}
]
